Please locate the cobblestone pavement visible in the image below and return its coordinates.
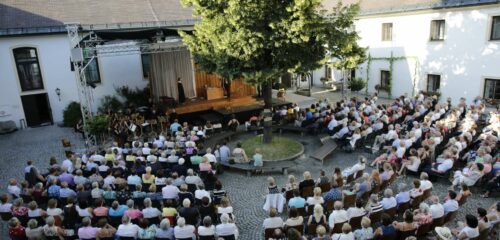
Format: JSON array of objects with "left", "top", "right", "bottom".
[{"left": 0, "top": 125, "right": 497, "bottom": 239}]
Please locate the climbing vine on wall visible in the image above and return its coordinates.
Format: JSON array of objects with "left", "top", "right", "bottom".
[{"left": 364, "top": 52, "right": 420, "bottom": 98}]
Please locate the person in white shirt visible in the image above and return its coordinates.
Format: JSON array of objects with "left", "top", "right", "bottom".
[
  {"left": 194, "top": 185, "right": 211, "bottom": 202},
  {"left": 0, "top": 194, "right": 12, "bottom": 212},
  {"left": 162, "top": 179, "right": 180, "bottom": 200},
  {"left": 306, "top": 187, "right": 324, "bottom": 206},
  {"left": 216, "top": 213, "right": 239, "bottom": 239},
  {"left": 185, "top": 169, "right": 203, "bottom": 187},
  {"left": 198, "top": 216, "right": 215, "bottom": 237},
  {"left": 452, "top": 214, "right": 480, "bottom": 239},
  {"left": 142, "top": 143, "right": 151, "bottom": 156},
  {"left": 347, "top": 199, "right": 366, "bottom": 220},
  {"left": 432, "top": 158, "right": 454, "bottom": 173},
  {"left": 174, "top": 217, "right": 196, "bottom": 239},
  {"left": 332, "top": 123, "right": 349, "bottom": 139},
  {"left": 329, "top": 201, "right": 348, "bottom": 228},
  {"left": 430, "top": 196, "right": 445, "bottom": 220},
  {"left": 116, "top": 215, "right": 140, "bottom": 238},
  {"left": 450, "top": 163, "right": 484, "bottom": 188},
  {"left": 380, "top": 189, "right": 397, "bottom": 210},
  {"left": 141, "top": 198, "right": 161, "bottom": 219},
  {"left": 331, "top": 223, "right": 355, "bottom": 240},
  {"left": 262, "top": 208, "right": 284, "bottom": 229},
  {"left": 343, "top": 156, "right": 366, "bottom": 177},
  {"left": 419, "top": 172, "right": 433, "bottom": 191},
  {"left": 443, "top": 191, "right": 459, "bottom": 215},
  {"left": 204, "top": 148, "right": 217, "bottom": 163},
  {"left": 7, "top": 179, "right": 21, "bottom": 198},
  {"left": 61, "top": 155, "right": 75, "bottom": 173}
]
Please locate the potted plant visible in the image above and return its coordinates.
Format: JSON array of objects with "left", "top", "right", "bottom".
[{"left": 347, "top": 78, "right": 366, "bottom": 92}]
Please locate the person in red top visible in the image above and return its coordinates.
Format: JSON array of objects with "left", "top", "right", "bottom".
[{"left": 9, "top": 217, "right": 27, "bottom": 240}]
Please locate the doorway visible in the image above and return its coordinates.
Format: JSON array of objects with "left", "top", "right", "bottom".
[{"left": 21, "top": 93, "right": 53, "bottom": 127}]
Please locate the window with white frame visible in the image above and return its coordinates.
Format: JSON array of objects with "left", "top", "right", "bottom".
[
  {"left": 382, "top": 23, "right": 393, "bottom": 41},
  {"left": 430, "top": 20, "right": 445, "bottom": 41},
  {"left": 13, "top": 47, "right": 44, "bottom": 91},
  {"left": 427, "top": 74, "right": 441, "bottom": 92},
  {"left": 491, "top": 16, "right": 500, "bottom": 40},
  {"left": 484, "top": 78, "right": 500, "bottom": 100}
]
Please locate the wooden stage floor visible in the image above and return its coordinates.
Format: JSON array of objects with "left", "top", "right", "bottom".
[{"left": 176, "top": 96, "right": 292, "bottom": 115}]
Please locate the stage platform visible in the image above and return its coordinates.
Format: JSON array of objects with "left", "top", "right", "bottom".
[
  {"left": 176, "top": 96, "right": 260, "bottom": 115},
  {"left": 176, "top": 96, "right": 292, "bottom": 125}
]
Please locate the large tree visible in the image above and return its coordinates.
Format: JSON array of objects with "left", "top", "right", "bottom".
[{"left": 180, "top": 0, "right": 363, "bottom": 142}]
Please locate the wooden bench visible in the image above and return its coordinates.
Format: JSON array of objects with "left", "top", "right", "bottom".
[
  {"left": 310, "top": 139, "right": 337, "bottom": 165},
  {"left": 220, "top": 160, "right": 296, "bottom": 176},
  {"left": 274, "top": 125, "right": 309, "bottom": 136}
]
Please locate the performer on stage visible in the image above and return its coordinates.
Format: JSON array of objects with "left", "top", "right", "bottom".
[{"left": 177, "top": 77, "right": 186, "bottom": 103}]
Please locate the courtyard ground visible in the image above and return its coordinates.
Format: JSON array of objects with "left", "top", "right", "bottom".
[{"left": 0, "top": 88, "right": 496, "bottom": 239}]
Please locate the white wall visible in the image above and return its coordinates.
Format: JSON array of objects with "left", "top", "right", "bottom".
[
  {"left": 0, "top": 34, "right": 147, "bottom": 128},
  {"left": 353, "top": 6, "right": 500, "bottom": 103}
]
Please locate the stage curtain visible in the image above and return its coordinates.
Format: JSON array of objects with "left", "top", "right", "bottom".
[{"left": 149, "top": 49, "right": 196, "bottom": 101}]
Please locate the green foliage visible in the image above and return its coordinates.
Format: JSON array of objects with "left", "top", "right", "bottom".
[
  {"left": 325, "top": 3, "right": 367, "bottom": 70},
  {"left": 179, "top": 0, "right": 331, "bottom": 85},
  {"left": 85, "top": 115, "right": 110, "bottom": 136},
  {"left": 116, "top": 86, "right": 150, "bottom": 108},
  {"left": 97, "top": 95, "right": 122, "bottom": 113},
  {"left": 348, "top": 77, "right": 366, "bottom": 92},
  {"left": 62, "top": 101, "right": 82, "bottom": 127}
]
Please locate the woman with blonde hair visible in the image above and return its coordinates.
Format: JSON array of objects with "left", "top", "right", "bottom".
[
  {"left": 199, "top": 156, "right": 212, "bottom": 172},
  {"left": 306, "top": 187, "right": 324, "bottom": 206},
  {"left": 284, "top": 175, "right": 299, "bottom": 191},
  {"left": 312, "top": 225, "right": 330, "bottom": 240},
  {"left": 267, "top": 177, "right": 280, "bottom": 194},
  {"left": 354, "top": 217, "right": 374, "bottom": 240},
  {"left": 307, "top": 204, "right": 327, "bottom": 227},
  {"left": 299, "top": 171, "right": 315, "bottom": 195},
  {"left": 331, "top": 223, "right": 354, "bottom": 240},
  {"left": 141, "top": 166, "right": 155, "bottom": 184}
]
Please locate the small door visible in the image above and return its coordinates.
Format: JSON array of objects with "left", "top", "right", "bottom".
[{"left": 21, "top": 93, "right": 53, "bottom": 127}]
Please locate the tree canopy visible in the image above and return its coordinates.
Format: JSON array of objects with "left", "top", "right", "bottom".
[{"left": 179, "top": 0, "right": 365, "bottom": 89}]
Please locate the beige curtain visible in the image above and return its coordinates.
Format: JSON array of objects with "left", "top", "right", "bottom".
[{"left": 149, "top": 49, "right": 196, "bottom": 101}]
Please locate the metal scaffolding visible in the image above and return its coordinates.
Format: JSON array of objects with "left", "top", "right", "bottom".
[{"left": 66, "top": 23, "right": 189, "bottom": 150}]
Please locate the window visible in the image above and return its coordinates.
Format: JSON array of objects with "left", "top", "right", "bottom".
[
  {"left": 13, "top": 47, "right": 44, "bottom": 91},
  {"left": 484, "top": 78, "right": 500, "bottom": 100},
  {"left": 141, "top": 54, "right": 151, "bottom": 78},
  {"left": 382, "top": 23, "right": 393, "bottom": 41},
  {"left": 380, "top": 70, "right": 390, "bottom": 89},
  {"left": 427, "top": 74, "right": 441, "bottom": 92},
  {"left": 430, "top": 20, "right": 445, "bottom": 41},
  {"left": 83, "top": 58, "right": 101, "bottom": 84},
  {"left": 324, "top": 64, "right": 332, "bottom": 79},
  {"left": 491, "top": 16, "right": 500, "bottom": 40}
]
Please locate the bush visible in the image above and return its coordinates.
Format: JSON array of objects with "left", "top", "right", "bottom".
[
  {"left": 348, "top": 77, "right": 366, "bottom": 92},
  {"left": 116, "top": 85, "right": 150, "bottom": 108},
  {"left": 85, "top": 115, "right": 110, "bottom": 136},
  {"left": 62, "top": 101, "right": 82, "bottom": 127},
  {"left": 97, "top": 95, "right": 123, "bottom": 113}
]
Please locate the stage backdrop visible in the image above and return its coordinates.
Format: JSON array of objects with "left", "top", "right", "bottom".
[{"left": 149, "top": 49, "right": 196, "bottom": 101}]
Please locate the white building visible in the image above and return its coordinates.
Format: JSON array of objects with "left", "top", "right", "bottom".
[
  {"left": 317, "top": 0, "right": 500, "bottom": 104},
  {"left": 0, "top": 0, "right": 194, "bottom": 128},
  {"left": 1, "top": 0, "right": 499, "bottom": 129}
]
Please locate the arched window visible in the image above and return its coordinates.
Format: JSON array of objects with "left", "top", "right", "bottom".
[{"left": 13, "top": 47, "right": 44, "bottom": 91}]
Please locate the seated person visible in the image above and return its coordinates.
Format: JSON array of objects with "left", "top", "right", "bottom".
[
  {"left": 284, "top": 207, "right": 303, "bottom": 228},
  {"left": 392, "top": 210, "right": 417, "bottom": 233},
  {"left": 451, "top": 214, "right": 480, "bottom": 239},
  {"left": 263, "top": 208, "right": 284, "bottom": 229}
]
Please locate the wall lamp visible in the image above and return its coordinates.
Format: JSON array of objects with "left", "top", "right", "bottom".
[{"left": 55, "top": 88, "right": 61, "bottom": 101}]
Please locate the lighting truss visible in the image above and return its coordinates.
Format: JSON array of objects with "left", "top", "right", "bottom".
[{"left": 66, "top": 23, "right": 190, "bottom": 150}]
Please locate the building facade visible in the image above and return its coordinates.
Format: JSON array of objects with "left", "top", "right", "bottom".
[{"left": 316, "top": 0, "right": 500, "bottom": 104}]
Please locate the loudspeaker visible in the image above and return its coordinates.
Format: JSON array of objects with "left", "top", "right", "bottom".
[{"left": 71, "top": 48, "right": 84, "bottom": 63}]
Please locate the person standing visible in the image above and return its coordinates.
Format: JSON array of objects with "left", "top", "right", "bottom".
[{"left": 177, "top": 78, "right": 186, "bottom": 104}]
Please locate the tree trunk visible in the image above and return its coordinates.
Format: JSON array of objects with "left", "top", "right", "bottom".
[
  {"left": 263, "top": 80, "right": 273, "bottom": 108},
  {"left": 262, "top": 80, "right": 273, "bottom": 144}
]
